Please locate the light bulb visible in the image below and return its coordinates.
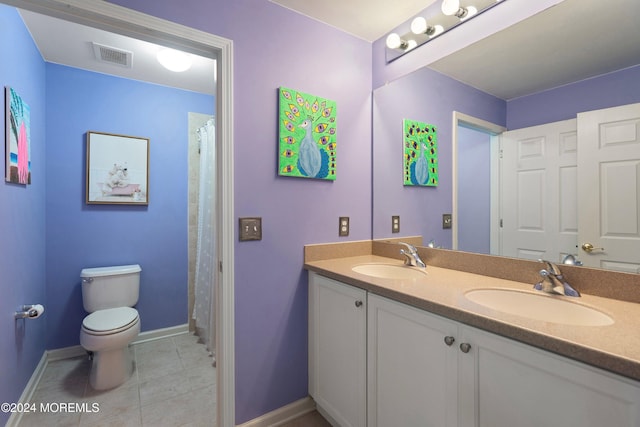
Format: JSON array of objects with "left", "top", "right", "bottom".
[
  {"left": 441, "top": 0, "right": 461, "bottom": 16},
  {"left": 386, "top": 33, "right": 404, "bottom": 50},
  {"left": 411, "top": 17, "right": 427, "bottom": 35}
]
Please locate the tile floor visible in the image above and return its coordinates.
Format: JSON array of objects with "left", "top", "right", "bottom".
[{"left": 18, "top": 333, "right": 216, "bottom": 427}]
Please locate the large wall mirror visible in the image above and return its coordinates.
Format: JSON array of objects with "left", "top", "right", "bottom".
[{"left": 372, "top": 0, "right": 640, "bottom": 273}]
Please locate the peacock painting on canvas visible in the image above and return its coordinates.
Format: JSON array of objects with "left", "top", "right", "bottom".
[
  {"left": 278, "top": 87, "right": 337, "bottom": 180},
  {"left": 403, "top": 119, "right": 438, "bottom": 187}
]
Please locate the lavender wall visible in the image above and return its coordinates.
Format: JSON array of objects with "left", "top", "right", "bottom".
[
  {"left": 372, "top": 67, "right": 505, "bottom": 245},
  {"left": 507, "top": 64, "right": 640, "bottom": 129},
  {"left": 45, "top": 64, "right": 213, "bottom": 349},
  {"left": 0, "top": 6, "right": 47, "bottom": 425},
  {"left": 107, "top": 1, "right": 372, "bottom": 423}
]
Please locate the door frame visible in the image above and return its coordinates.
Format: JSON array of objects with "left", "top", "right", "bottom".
[
  {"left": 2, "top": 1, "right": 235, "bottom": 426},
  {"left": 451, "top": 112, "right": 505, "bottom": 253}
]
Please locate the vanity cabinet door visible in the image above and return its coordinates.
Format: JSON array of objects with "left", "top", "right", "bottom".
[
  {"left": 367, "top": 294, "right": 459, "bottom": 427},
  {"left": 458, "top": 325, "right": 640, "bottom": 427},
  {"left": 309, "top": 273, "right": 367, "bottom": 427}
]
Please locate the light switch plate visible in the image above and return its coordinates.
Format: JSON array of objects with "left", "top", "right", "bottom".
[
  {"left": 392, "top": 215, "right": 400, "bottom": 233},
  {"left": 239, "top": 217, "right": 262, "bottom": 241},
  {"left": 339, "top": 216, "right": 350, "bottom": 236},
  {"left": 442, "top": 213, "right": 452, "bottom": 229}
]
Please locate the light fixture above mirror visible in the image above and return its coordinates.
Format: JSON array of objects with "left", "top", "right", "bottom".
[{"left": 385, "top": 0, "right": 506, "bottom": 62}]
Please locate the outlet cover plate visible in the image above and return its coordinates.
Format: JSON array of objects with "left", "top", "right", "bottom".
[
  {"left": 392, "top": 215, "right": 400, "bottom": 233},
  {"left": 239, "top": 217, "right": 262, "bottom": 241},
  {"left": 442, "top": 213, "right": 452, "bottom": 229},
  {"left": 339, "top": 216, "right": 350, "bottom": 236}
]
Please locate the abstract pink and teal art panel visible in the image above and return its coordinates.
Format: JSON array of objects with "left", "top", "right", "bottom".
[
  {"left": 5, "top": 86, "right": 31, "bottom": 184},
  {"left": 278, "top": 87, "right": 337, "bottom": 180},
  {"left": 403, "top": 119, "right": 437, "bottom": 186}
]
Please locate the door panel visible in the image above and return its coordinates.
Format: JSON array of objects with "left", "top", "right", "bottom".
[{"left": 577, "top": 103, "right": 640, "bottom": 271}]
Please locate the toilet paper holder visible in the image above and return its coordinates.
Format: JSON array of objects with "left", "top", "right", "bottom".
[{"left": 15, "top": 304, "right": 45, "bottom": 320}]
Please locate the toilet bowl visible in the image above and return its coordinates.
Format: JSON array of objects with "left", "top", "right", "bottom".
[
  {"left": 80, "top": 307, "right": 140, "bottom": 390},
  {"left": 80, "top": 265, "right": 141, "bottom": 391}
]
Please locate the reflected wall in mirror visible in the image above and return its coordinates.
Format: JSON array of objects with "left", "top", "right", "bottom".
[{"left": 372, "top": 0, "right": 640, "bottom": 273}]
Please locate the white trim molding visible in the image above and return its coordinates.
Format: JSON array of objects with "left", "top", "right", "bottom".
[{"left": 236, "top": 397, "right": 316, "bottom": 427}]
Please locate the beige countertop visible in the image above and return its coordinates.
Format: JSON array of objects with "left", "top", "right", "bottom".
[{"left": 305, "top": 254, "right": 640, "bottom": 383}]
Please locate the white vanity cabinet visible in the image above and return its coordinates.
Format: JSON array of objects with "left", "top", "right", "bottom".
[
  {"left": 367, "top": 294, "right": 459, "bottom": 427},
  {"left": 457, "top": 325, "right": 640, "bottom": 427},
  {"left": 308, "top": 273, "right": 367, "bottom": 427},
  {"left": 309, "top": 273, "right": 640, "bottom": 427}
]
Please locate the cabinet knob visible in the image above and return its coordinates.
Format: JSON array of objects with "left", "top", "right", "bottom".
[
  {"left": 355, "top": 300, "right": 363, "bottom": 308},
  {"left": 444, "top": 336, "right": 455, "bottom": 346},
  {"left": 459, "top": 343, "right": 471, "bottom": 353}
]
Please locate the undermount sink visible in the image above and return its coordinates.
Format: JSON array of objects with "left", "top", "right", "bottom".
[
  {"left": 465, "top": 288, "right": 614, "bottom": 326},
  {"left": 352, "top": 263, "right": 427, "bottom": 280}
]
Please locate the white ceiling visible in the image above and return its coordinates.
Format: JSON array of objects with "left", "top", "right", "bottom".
[
  {"left": 19, "top": 9, "right": 217, "bottom": 95},
  {"left": 269, "top": 0, "right": 438, "bottom": 42},
  {"left": 18, "top": 0, "right": 640, "bottom": 100}
]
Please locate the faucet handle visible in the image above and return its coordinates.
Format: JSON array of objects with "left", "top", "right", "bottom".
[
  {"left": 538, "top": 259, "right": 561, "bottom": 276},
  {"left": 398, "top": 242, "right": 417, "bottom": 253}
]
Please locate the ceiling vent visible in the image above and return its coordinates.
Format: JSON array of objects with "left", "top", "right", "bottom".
[{"left": 92, "top": 42, "right": 133, "bottom": 68}]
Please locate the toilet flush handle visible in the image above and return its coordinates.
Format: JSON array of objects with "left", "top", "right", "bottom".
[{"left": 82, "top": 277, "right": 93, "bottom": 284}]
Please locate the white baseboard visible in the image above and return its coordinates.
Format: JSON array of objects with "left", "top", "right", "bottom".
[
  {"left": 237, "top": 397, "right": 316, "bottom": 427},
  {"left": 6, "top": 351, "right": 48, "bottom": 427},
  {"left": 46, "top": 323, "right": 190, "bottom": 362},
  {"left": 133, "top": 323, "right": 189, "bottom": 344}
]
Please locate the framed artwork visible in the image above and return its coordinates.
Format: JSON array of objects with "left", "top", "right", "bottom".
[
  {"left": 403, "top": 119, "right": 438, "bottom": 186},
  {"left": 86, "top": 131, "right": 149, "bottom": 205},
  {"left": 5, "top": 86, "right": 31, "bottom": 184},
  {"left": 278, "top": 87, "right": 337, "bottom": 180}
]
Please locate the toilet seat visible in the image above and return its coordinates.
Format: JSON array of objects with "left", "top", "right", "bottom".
[{"left": 82, "top": 307, "right": 139, "bottom": 336}]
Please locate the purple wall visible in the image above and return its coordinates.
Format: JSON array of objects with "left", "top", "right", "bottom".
[
  {"left": 457, "top": 126, "right": 491, "bottom": 254},
  {"left": 372, "top": 67, "right": 505, "bottom": 245},
  {"left": 45, "top": 64, "right": 213, "bottom": 349},
  {"left": 0, "top": 6, "right": 47, "bottom": 425},
  {"left": 507, "top": 64, "right": 640, "bottom": 129},
  {"left": 107, "top": 1, "right": 372, "bottom": 423}
]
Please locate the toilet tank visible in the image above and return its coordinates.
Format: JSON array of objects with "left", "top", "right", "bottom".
[{"left": 81, "top": 264, "right": 141, "bottom": 312}]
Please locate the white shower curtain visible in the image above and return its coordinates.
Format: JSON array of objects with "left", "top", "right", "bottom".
[{"left": 193, "top": 118, "right": 216, "bottom": 358}]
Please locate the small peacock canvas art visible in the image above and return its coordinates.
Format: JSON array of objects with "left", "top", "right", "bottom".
[
  {"left": 278, "top": 87, "right": 337, "bottom": 180},
  {"left": 403, "top": 119, "right": 438, "bottom": 187}
]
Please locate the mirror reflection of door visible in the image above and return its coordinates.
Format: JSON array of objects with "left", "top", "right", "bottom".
[
  {"left": 500, "top": 102, "right": 640, "bottom": 272},
  {"left": 500, "top": 119, "right": 578, "bottom": 263},
  {"left": 577, "top": 103, "right": 640, "bottom": 272}
]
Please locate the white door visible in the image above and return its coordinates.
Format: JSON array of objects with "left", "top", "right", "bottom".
[
  {"left": 500, "top": 119, "right": 578, "bottom": 262},
  {"left": 577, "top": 103, "right": 640, "bottom": 272}
]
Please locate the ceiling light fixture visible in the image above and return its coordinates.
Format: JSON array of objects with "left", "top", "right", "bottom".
[{"left": 157, "top": 48, "right": 192, "bottom": 72}]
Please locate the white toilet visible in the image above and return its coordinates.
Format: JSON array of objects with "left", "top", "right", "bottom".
[{"left": 79, "top": 264, "right": 141, "bottom": 390}]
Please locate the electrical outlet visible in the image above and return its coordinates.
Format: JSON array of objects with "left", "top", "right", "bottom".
[
  {"left": 392, "top": 215, "right": 400, "bottom": 233},
  {"left": 339, "top": 217, "right": 350, "bottom": 236},
  {"left": 239, "top": 217, "right": 262, "bottom": 241},
  {"left": 442, "top": 213, "right": 452, "bottom": 229}
]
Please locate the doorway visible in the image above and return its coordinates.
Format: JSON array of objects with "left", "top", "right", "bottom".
[
  {"left": 452, "top": 112, "right": 505, "bottom": 253},
  {"left": 3, "top": 1, "right": 235, "bottom": 426}
]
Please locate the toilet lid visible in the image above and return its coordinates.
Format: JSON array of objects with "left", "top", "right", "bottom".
[{"left": 83, "top": 307, "right": 139, "bottom": 333}]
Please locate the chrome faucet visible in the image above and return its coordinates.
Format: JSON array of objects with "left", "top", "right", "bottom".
[
  {"left": 533, "top": 259, "right": 580, "bottom": 297},
  {"left": 398, "top": 242, "right": 426, "bottom": 268}
]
